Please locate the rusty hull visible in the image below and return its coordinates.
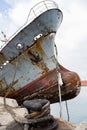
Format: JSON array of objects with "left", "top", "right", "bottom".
[
  {"left": 0, "top": 34, "right": 81, "bottom": 105},
  {"left": 0, "top": 1, "right": 81, "bottom": 105},
  {"left": 7, "top": 65, "right": 81, "bottom": 105}
]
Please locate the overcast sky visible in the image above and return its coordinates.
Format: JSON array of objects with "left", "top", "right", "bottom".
[{"left": 0, "top": 0, "right": 87, "bottom": 80}]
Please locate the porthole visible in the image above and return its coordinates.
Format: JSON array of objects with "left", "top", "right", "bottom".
[{"left": 16, "top": 43, "right": 23, "bottom": 50}]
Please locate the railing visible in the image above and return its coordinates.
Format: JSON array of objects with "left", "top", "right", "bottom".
[
  {"left": 27, "top": 0, "right": 58, "bottom": 24},
  {"left": 0, "top": 0, "right": 58, "bottom": 51}
]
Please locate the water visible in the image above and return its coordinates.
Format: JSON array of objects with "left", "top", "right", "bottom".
[{"left": 51, "top": 86, "right": 87, "bottom": 123}]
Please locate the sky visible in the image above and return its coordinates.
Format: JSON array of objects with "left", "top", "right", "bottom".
[{"left": 0, "top": 0, "right": 87, "bottom": 80}]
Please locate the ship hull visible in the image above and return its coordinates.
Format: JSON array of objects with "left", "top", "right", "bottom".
[
  {"left": 7, "top": 67, "right": 81, "bottom": 105},
  {"left": 0, "top": 1, "right": 81, "bottom": 105}
]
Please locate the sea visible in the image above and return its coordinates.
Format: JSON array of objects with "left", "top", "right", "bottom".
[{"left": 51, "top": 86, "right": 87, "bottom": 124}]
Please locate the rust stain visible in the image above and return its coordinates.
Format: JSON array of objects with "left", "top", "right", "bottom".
[
  {"left": 7, "top": 67, "right": 81, "bottom": 105},
  {"left": 0, "top": 32, "right": 81, "bottom": 105},
  {"left": 34, "top": 36, "right": 46, "bottom": 56},
  {"left": 26, "top": 35, "right": 49, "bottom": 73},
  {"left": 7, "top": 68, "right": 57, "bottom": 103},
  {"left": 28, "top": 50, "right": 41, "bottom": 63},
  {"left": 0, "top": 52, "right": 8, "bottom": 63},
  {"left": 7, "top": 32, "right": 55, "bottom": 70},
  {"left": 37, "top": 60, "right": 49, "bottom": 74},
  {"left": 27, "top": 49, "right": 49, "bottom": 73}
]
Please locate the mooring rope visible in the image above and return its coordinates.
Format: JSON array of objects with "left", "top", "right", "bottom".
[
  {"left": 54, "top": 44, "right": 70, "bottom": 121},
  {"left": 55, "top": 45, "right": 70, "bottom": 121},
  {"left": 3, "top": 59, "right": 21, "bottom": 123},
  {"left": 54, "top": 44, "right": 62, "bottom": 118},
  {"left": 3, "top": 98, "right": 54, "bottom": 130},
  {"left": 65, "top": 101, "right": 70, "bottom": 121}
]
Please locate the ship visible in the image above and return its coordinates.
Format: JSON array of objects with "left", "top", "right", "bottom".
[{"left": 0, "top": 0, "right": 81, "bottom": 105}]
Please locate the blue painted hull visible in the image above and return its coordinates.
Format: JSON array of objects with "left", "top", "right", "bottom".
[{"left": 0, "top": 0, "right": 81, "bottom": 104}]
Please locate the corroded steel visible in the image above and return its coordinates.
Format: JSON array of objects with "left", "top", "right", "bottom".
[{"left": 0, "top": 0, "right": 81, "bottom": 105}]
